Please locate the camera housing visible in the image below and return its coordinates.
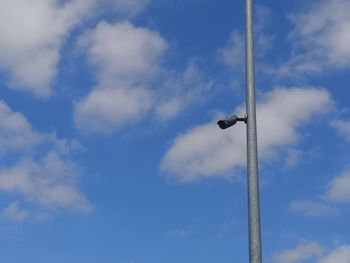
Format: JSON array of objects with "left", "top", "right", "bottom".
[{"left": 217, "top": 114, "right": 247, "bottom": 129}]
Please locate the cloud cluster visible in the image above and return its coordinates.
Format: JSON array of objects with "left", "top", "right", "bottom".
[
  {"left": 276, "top": 0, "right": 350, "bottom": 76},
  {"left": 161, "top": 87, "right": 333, "bottom": 181},
  {"left": 0, "top": 101, "right": 91, "bottom": 221},
  {"left": 0, "top": 1, "right": 209, "bottom": 134},
  {"left": 0, "top": 0, "right": 151, "bottom": 98},
  {"left": 74, "top": 21, "right": 210, "bottom": 134}
]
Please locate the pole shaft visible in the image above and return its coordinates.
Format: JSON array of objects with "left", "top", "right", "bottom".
[{"left": 245, "top": 0, "right": 262, "bottom": 262}]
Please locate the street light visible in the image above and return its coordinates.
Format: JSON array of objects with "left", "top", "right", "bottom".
[{"left": 217, "top": 0, "right": 263, "bottom": 263}]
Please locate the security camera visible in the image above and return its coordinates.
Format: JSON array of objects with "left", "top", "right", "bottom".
[{"left": 217, "top": 114, "right": 247, "bottom": 130}]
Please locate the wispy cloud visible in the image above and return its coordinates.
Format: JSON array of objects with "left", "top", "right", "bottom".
[
  {"left": 284, "top": 148, "right": 302, "bottom": 167},
  {"left": 272, "top": 242, "right": 350, "bottom": 263},
  {"left": 1, "top": 202, "right": 30, "bottom": 222},
  {"left": 272, "top": 0, "right": 350, "bottom": 77},
  {"left": 331, "top": 119, "right": 350, "bottom": 142},
  {"left": 0, "top": 101, "right": 41, "bottom": 153},
  {"left": 289, "top": 201, "right": 338, "bottom": 218},
  {"left": 218, "top": 5, "right": 273, "bottom": 71},
  {"left": 324, "top": 169, "right": 350, "bottom": 203},
  {"left": 167, "top": 228, "right": 193, "bottom": 238}
]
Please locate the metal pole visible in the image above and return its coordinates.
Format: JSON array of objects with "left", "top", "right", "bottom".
[{"left": 245, "top": 0, "right": 262, "bottom": 262}]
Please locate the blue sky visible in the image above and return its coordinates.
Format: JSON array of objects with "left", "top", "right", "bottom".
[{"left": 0, "top": 0, "right": 350, "bottom": 262}]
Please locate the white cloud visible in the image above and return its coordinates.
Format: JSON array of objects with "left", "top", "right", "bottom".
[
  {"left": 324, "top": 170, "right": 350, "bottom": 203},
  {"left": 1, "top": 202, "right": 30, "bottom": 222},
  {"left": 276, "top": 0, "right": 350, "bottom": 76},
  {"left": 0, "top": 100, "right": 92, "bottom": 216},
  {"left": 0, "top": 101, "right": 40, "bottom": 153},
  {"left": 332, "top": 120, "right": 350, "bottom": 142},
  {"left": 75, "top": 21, "right": 167, "bottom": 133},
  {"left": 161, "top": 87, "right": 333, "bottom": 181},
  {"left": 272, "top": 242, "right": 323, "bottom": 263},
  {"left": 289, "top": 201, "right": 337, "bottom": 217},
  {"left": 0, "top": 0, "right": 95, "bottom": 97},
  {"left": 318, "top": 245, "right": 350, "bottom": 263},
  {"left": 77, "top": 21, "right": 167, "bottom": 86}
]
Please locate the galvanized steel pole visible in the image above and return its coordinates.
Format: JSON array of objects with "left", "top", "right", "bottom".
[{"left": 245, "top": 0, "right": 262, "bottom": 262}]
